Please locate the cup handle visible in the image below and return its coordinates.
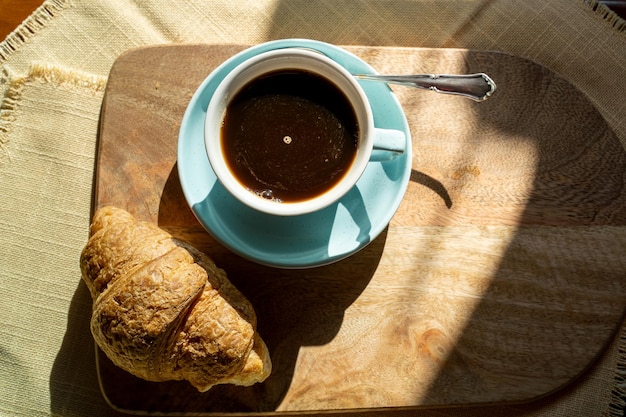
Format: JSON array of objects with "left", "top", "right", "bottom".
[{"left": 371, "top": 128, "right": 406, "bottom": 161}]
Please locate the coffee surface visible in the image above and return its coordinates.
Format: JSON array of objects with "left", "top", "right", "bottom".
[{"left": 221, "top": 69, "right": 358, "bottom": 203}]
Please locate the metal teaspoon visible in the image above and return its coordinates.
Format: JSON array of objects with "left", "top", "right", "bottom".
[{"left": 354, "top": 73, "right": 496, "bottom": 101}]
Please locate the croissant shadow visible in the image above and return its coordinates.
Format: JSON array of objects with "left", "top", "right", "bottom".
[{"left": 49, "top": 279, "right": 129, "bottom": 416}]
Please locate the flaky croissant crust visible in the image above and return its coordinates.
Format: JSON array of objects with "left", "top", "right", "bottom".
[{"left": 80, "top": 206, "right": 271, "bottom": 391}]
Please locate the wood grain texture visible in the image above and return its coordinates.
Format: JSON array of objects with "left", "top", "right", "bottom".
[{"left": 94, "top": 44, "right": 626, "bottom": 414}]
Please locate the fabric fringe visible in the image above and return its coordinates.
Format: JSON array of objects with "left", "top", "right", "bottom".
[
  {"left": 0, "top": 0, "right": 70, "bottom": 62},
  {"left": 0, "top": 75, "right": 24, "bottom": 164},
  {"left": 27, "top": 62, "right": 107, "bottom": 94},
  {"left": 0, "top": 63, "right": 106, "bottom": 165},
  {"left": 0, "top": 79, "right": 24, "bottom": 165},
  {"left": 608, "top": 324, "right": 626, "bottom": 417},
  {"left": 582, "top": 0, "right": 626, "bottom": 33}
]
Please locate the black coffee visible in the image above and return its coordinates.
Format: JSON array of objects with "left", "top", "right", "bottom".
[{"left": 221, "top": 69, "right": 359, "bottom": 203}]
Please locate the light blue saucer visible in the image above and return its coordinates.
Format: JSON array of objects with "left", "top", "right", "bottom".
[{"left": 177, "top": 39, "right": 412, "bottom": 268}]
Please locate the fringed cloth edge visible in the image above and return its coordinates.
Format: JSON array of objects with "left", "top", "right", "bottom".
[
  {"left": 583, "top": 0, "right": 626, "bottom": 33},
  {"left": 583, "top": 8, "right": 626, "bottom": 414},
  {"left": 0, "top": 73, "right": 24, "bottom": 164},
  {"left": 0, "top": 0, "right": 70, "bottom": 62},
  {"left": 607, "top": 324, "right": 626, "bottom": 417},
  {"left": 0, "top": 63, "right": 106, "bottom": 164}
]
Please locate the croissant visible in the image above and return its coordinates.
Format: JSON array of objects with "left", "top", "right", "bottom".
[{"left": 79, "top": 206, "right": 271, "bottom": 392}]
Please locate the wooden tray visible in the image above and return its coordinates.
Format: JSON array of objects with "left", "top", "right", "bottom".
[{"left": 94, "top": 44, "right": 626, "bottom": 414}]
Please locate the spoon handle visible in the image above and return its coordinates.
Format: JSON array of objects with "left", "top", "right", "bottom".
[{"left": 355, "top": 73, "right": 496, "bottom": 101}]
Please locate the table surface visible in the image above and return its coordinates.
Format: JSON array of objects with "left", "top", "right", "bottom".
[{"left": 0, "top": 0, "right": 45, "bottom": 41}]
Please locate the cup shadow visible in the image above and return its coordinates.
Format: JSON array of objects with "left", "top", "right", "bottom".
[{"left": 92, "top": 164, "right": 388, "bottom": 414}]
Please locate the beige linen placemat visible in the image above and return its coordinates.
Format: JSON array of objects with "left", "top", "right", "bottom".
[
  {"left": 1, "top": 0, "right": 625, "bottom": 416},
  {"left": 0, "top": 64, "right": 126, "bottom": 416}
]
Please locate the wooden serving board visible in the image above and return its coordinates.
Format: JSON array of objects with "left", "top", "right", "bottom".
[{"left": 94, "top": 44, "right": 626, "bottom": 414}]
